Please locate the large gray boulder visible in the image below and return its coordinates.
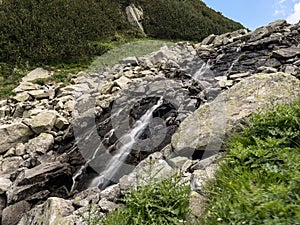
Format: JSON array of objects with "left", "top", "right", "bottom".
[
  {"left": 0, "top": 123, "right": 33, "bottom": 154},
  {"left": 23, "top": 110, "right": 57, "bottom": 134},
  {"left": 171, "top": 73, "right": 300, "bottom": 155},
  {"left": 21, "top": 68, "right": 52, "bottom": 83},
  {"left": 18, "top": 197, "right": 74, "bottom": 225}
]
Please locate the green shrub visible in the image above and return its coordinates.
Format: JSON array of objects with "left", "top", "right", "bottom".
[
  {"left": 121, "top": 0, "right": 244, "bottom": 41},
  {"left": 199, "top": 100, "right": 300, "bottom": 224},
  {"left": 102, "top": 172, "right": 190, "bottom": 225},
  {"left": 0, "top": 0, "right": 131, "bottom": 65}
]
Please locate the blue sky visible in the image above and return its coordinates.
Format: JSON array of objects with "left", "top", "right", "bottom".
[{"left": 202, "top": 0, "right": 300, "bottom": 30}]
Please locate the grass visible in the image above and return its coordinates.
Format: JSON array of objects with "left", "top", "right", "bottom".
[
  {"left": 198, "top": 100, "right": 300, "bottom": 225},
  {"left": 88, "top": 39, "right": 174, "bottom": 70},
  {"left": 83, "top": 161, "right": 190, "bottom": 225}
]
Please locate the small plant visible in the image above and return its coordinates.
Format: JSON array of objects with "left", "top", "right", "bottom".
[
  {"left": 198, "top": 100, "right": 300, "bottom": 224},
  {"left": 102, "top": 161, "right": 190, "bottom": 225}
]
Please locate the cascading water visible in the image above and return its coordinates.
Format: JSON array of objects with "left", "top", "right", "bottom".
[{"left": 89, "top": 97, "right": 164, "bottom": 189}]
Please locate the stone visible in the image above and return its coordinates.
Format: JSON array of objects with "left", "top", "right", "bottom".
[
  {"left": 28, "top": 89, "right": 54, "bottom": 99},
  {"left": 188, "top": 191, "right": 207, "bottom": 219},
  {"left": 0, "top": 123, "right": 33, "bottom": 154},
  {"left": 190, "top": 163, "right": 219, "bottom": 193},
  {"left": 0, "top": 100, "right": 7, "bottom": 107},
  {"left": 2, "top": 200, "right": 31, "bottom": 225},
  {"left": 18, "top": 197, "right": 74, "bottom": 225},
  {"left": 100, "top": 184, "right": 121, "bottom": 202},
  {"left": 23, "top": 110, "right": 57, "bottom": 134},
  {"left": 73, "top": 187, "right": 101, "bottom": 207},
  {"left": 0, "top": 176, "right": 12, "bottom": 194},
  {"left": 25, "top": 133, "right": 54, "bottom": 154},
  {"left": 272, "top": 47, "right": 300, "bottom": 59},
  {"left": 114, "top": 76, "right": 132, "bottom": 89},
  {"left": 125, "top": 4, "right": 145, "bottom": 35},
  {"left": 21, "top": 68, "right": 52, "bottom": 83},
  {"left": 229, "top": 72, "right": 251, "bottom": 79},
  {"left": 0, "top": 156, "right": 23, "bottom": 174},
  {"left": 55, "top": 115, "right": 69, "bottom": 130},
  {"left": 257, "top": 66, "right": 277, "bottom": 73},
  {"left": 120, "top": 56, "right": 139, "bottom": 66},
  {"left": 7, "top": 162, "right": 72, "bottom": 204},
  {"left": 0, "top": 195, "right": 6, "bottom": 224},
  {"left": 119, "top": 152, "right": 174, "bottom": 190},
  {"left": 15, "top": 143, "right": 26, "bottom": 156},
  {"left": 98, "top": 198, "right": 119, "bottom": 213},
  {"left": 13, "top": 92, "right": 30, "bottom": 102},
  {"left": 172, "top": 73, "right": 300, "bottom": 154},
  {"left": 13, "top": 82, "right": 41, "bottom": 93},
  {"left": 201, "top": 34, "right": 216, "bottom": 45}
]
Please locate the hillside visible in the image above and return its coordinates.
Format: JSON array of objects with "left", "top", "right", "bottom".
[
  {"left": 0, "top": 0, "right": 243, "bottom": 66},
  {"left": 0, "top": 19, "right": 299, "bottom": 225}
]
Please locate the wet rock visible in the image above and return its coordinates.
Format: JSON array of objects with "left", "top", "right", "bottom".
[{"left": 0, "top": 123, "right": 33, "bottom": 154}]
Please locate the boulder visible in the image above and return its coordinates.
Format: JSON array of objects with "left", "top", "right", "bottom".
[
  {"left": 21, "top": 68, "right": 52, "bottom": 83},
  {"left": 2, "top": 200, "right": 31, "bottom": 225},
  {"left": 25, "top": 133, "right": 54, "bottom": 154},
  {"left": 0, "top": 123, "right": 33, "bottom": 154},
  {"left": 0, "top": 156, "right": 23, "bottom": 174},
  {"left": 119, "top": 152, "right": 174, "bottom": 190},
  {"left": 18, "top": 197, "right": 74, "bottom": 225},
  {"left": 125, "top": 4, "right": 145, "bottom": 35},
  {"left": 272, "top": 47, "right": 300, "bottom": 59},
  {"left": 171, "top": 73, "right": 300, "bottom": 155},
  {"left": 23, "top": 110, "right": 57, "bottom": 134},
  {"left": 7, "top": 162, "right": 72, "bottom": 204},
  {"left": 114, "top": 76, "right": 132, "bottom": 89},
  {"left": 0, "top": 176, "right": 12, "bottom": 194}
]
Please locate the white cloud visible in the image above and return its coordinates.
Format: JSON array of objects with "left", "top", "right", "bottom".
[
  {"left": 287, "top": 1, "right": 300, "bottom": 23},
  {"left": 274, "top": 0, "right": 287, "bottom": 16}
]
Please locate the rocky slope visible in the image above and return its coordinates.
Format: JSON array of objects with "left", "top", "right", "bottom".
[{"left": 0, "top": 20, "right": 300, "bottom": 225}]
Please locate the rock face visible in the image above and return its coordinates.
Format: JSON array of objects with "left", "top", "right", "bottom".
[
  {"left": 125, "top": 4, "right": 145, "bottom": 35},
  {"left": 0, "top": 19, "right": 299, "bottom": 225},
  {"left": 171, "top": 73, "right": 300, "bottom": 153}
]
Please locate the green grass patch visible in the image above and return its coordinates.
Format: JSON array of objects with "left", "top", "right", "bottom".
[
  {"left": 88, "top": 39, "right": 174, "bottom": 70},
  {"left": 199, "top": 100, "right": 300, "bottom": 225},
  {"left": 102, "top": 172, "right": 190, "bottom": 225}
]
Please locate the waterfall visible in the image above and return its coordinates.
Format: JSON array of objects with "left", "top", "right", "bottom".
[{"left": 89, "top": 97, "right": 164, "bottom": 189}]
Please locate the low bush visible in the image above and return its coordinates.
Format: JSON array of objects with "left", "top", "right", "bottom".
[
  {"left": 0, "top": 0, "right": 131, "bottom": 65},
  {"left": 102, "top": 172, "right": 190, "bottom": 225},
  {"left": 199, "top": 100, "right": 300, "bottom": 224}
]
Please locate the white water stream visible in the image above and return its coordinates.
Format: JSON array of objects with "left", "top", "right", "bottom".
[{"left": 89, "top": 97, "right": 164, "bottom": 189}]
